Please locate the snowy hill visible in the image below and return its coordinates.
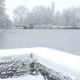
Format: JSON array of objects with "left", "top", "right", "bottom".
[{"left": 0, "top": 47, "right": 80, "bottom": 80}]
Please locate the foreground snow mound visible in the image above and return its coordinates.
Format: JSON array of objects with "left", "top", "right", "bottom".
[
  {"left": 0, "top": 53, "right": 74, "bottom": 80},
  {"left": 0, "top": 47, "right": 79, "bottom": 79}
]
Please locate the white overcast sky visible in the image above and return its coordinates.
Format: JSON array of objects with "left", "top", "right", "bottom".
[{"left": 6, "top": 0, "right": 80, "bottom": 19}]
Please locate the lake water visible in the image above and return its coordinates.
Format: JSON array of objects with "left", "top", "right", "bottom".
[{"left": 0, "top": 29, "right": 80, "bottom": 55}]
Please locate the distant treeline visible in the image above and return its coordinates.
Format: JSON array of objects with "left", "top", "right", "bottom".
[
  {"left": 0, "top": 0, "right": 80, "bottom": 29},
  {"left": 12, "top": 2, "right": 80, "bottom": 29}
]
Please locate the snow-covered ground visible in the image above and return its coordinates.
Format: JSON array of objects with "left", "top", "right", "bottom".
[
  {"left": 0, "top": 47, "right": 80, "bottom": 80},
  {"left": 0, "top": 75, "right": 44, "bottom": 80}
]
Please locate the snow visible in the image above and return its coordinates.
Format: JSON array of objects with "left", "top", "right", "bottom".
[
  {"left": 0, "top": 47, "right": 80, "bottom": 70},
  {"left": 0, "top": 75, "right": 44, "bottom": 80},
  {"left": 0, "top": 47, "right": 80, "bottom": 79}
]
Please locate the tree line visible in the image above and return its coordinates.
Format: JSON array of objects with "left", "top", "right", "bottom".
[
  {"left": 13, "top": 3, "right": 80, "bottom": 29},
  {"left": 0, "top": 0, "right": 80, "bottom": 29}
]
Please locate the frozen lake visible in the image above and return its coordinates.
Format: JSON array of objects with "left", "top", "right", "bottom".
[{"left": 0, "top": 29, "right": 80, "bottom": 55}]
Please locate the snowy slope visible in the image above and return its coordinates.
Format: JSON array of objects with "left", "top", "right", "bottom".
[
  {"left": 0, "top": 47, "right": 80, "bottom": 70},
  {"left": 0, "top": 47, "right": 80, "bottom": 79}
]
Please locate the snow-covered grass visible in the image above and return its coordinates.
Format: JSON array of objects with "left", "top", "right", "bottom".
[{"left": 0, "top": 47, "right": 80, "bottom": 80}]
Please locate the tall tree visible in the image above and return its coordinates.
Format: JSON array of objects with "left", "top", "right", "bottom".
[
  {"left": 50, "top": 2, "right": 55, "bottom": 18},
  {"left": 62, "top": 7, "right": 80, "bottom": 28},
  {"left": 54, "top": 11, "right": 62, "bottom": 25},
  {"left": 0, "top": 0, "right": 11, "bottom": 29},
  {"left": 25, "top": 6, "right": 53, "bottom": 25},
  {"left": 13, "top": 6, "right": 28, "bottom": 27}
]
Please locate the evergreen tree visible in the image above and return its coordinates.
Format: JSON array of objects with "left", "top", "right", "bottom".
[{"left": 0, "top": 0, "right": 11, "bottom": 29}]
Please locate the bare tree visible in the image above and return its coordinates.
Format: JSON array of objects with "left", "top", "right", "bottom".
[
  {"left": 62, "top": 7, "right": 80, "bottom": 28},
  {"left": 54, "top": 11, "right": 62, "bottom": 26},
  {"left": 24, "top": 6, "right": 54, "bottom": 25},
  {"left": 13, "top": 6, "right": 28, "bottom": 27}
]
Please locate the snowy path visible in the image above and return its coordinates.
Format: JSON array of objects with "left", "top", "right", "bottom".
[{"left": 0, "top": 47, "right": 80, "bottom": 79}]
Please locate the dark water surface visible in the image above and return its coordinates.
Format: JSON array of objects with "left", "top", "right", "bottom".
[{"left": 0, "top": 29, "right": 80, "bottom": 55}]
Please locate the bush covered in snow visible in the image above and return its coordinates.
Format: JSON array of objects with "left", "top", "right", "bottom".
[{"left": 0, "top": 53, "right": 73, "bottom": 80}]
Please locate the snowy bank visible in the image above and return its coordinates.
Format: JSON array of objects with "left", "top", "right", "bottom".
[
  {"left": 0, "top": 47, "right": 80, "bottom": 79},
  {"left": 0, "top": 47, "right": 80, "bottom": 70}
]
